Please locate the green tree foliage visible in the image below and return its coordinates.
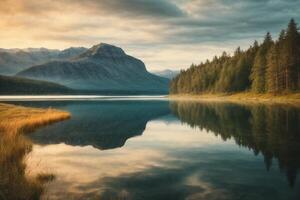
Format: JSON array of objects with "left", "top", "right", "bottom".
[
  {"left": 266, "top": 43, "right": 280, "bottom": 93},
  {"left": 250, "top": 32, "right": 273, "bottom": 93},
  {"left": 170, "top": 19, "right": 300, "bottom": 94},
  {"left": 282, "top": 19, "right": 300, "bottom": 91}
]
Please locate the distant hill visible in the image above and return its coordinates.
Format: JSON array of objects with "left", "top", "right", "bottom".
[
  {"left": 0, "top": 75, "right": 71, "bottom": 94},
  {"left": 17, "top": 43, "right": 169, "bottom": 93},
  {"left": 152, "top": 69, "right": 180, "bottom": 79},
  {"left": 0, "top": 47, "right": 87, "bottom": 75}
]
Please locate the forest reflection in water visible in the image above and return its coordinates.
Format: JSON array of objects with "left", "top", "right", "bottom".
[{"left": 170, "top": 101, "right": 300, "bottom": 187}]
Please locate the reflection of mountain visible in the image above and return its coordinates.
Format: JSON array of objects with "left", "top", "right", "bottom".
[
  {"left": 170, "top": 102, "right": 300, "bottom": 187},
  {"left": 29, "top": 101, "right": 170, "bottom": 150}
]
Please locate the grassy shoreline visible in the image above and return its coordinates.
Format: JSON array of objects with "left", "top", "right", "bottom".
[
  {"left": 0, "top": 103, "right": 71, "bottom": 135},
  {"left": 169, "top": 92, "right": 300, "bottom": 105},
  {"left": 0, "top": 103, "right": 70, "bottom": 200}
]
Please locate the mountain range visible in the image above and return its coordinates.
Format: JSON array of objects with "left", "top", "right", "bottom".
[
  {"left": 152, "top": 69, "right": 180, "bottom": 79},
  {"left": 0, "top": 47, "right": 87, "bottom": 75},
  {"left": 16, "top": 43, "right": 169, "bottom": 93},
  {"left": 0, "top": 43, "right": 170, "bottom": 94}
]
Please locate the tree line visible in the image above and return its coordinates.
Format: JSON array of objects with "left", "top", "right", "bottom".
[{"left": 170, "top": 19, "right": 300, "bottom": 94}]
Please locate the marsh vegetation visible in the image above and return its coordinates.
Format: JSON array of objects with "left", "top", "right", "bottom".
[{"left": 0, "top": 103, "right": 70, "bottom": 200}]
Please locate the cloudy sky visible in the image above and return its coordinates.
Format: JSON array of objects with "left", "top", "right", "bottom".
[{"left": 0, "top": 0, "right": 299, "bottom": 71}]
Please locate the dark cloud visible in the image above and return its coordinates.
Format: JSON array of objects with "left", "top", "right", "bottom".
[
  {"left": 152, "top": 0, "right": 300, "bottom": 47},
  {"left": 81, "top": 0, "right": 185, "bottom": 18},
  {"left": 0, "top": 0, "right": 185, "bottom": 18}
]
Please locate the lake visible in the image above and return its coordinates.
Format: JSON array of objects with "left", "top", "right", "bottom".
[{"left": 1, "top": 96, "right": 300, "bottom": 200}]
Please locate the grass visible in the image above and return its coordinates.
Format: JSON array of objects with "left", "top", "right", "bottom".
[
  {"left": 169, "top": 92, "right": 300, "bottom": 105},
  {"left": 36, "top": 173, "right": 56, "bottom": 183},
  {"left": 0, "top": 103, "right": 70, "bottom": 200},
  {"left": 0, "top": 103, "right": 70, "bottom": 135}
]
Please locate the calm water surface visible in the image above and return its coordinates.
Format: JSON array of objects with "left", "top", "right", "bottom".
[{"left": 2, "top": 97, "right": 300, "bottom": 200}]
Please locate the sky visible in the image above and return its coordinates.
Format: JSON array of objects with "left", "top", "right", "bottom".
[{"left": 0, "top": 0, "right": 300, "bottom": 71}]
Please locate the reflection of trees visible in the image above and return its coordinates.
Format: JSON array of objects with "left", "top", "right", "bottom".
[{"left": 170, "top": 102, "right": 300, "bottom": 187}]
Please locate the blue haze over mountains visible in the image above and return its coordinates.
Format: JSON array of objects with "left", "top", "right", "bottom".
[
  {"left": 0, "top": 47, "right": 87, "bottom": 75},
  {"left": 0, "top": 43, "right": 169, "bottom": 94}
]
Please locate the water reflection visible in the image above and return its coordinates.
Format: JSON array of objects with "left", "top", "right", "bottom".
[
  {"left": 170, "top": 101, "right": 300, "bottom": 187},
  {"left": 0, "top": 133, "right": 43, "bottom": 200},
  {"left": 2, "top": 99, "right": 300, "bottom": 200},
  {"left": 29, "top": 101, "right": 170, "bottom": 149},
  {"left": 27, "top": 121, "right": 235, "bottom": 200},
  {"left": 27, "top": 120, "right": 300, "bottom": 200}
]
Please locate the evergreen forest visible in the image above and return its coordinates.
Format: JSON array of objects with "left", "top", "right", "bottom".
[{"left": 170, "top": 19, "right": 300, "bottom": 94}]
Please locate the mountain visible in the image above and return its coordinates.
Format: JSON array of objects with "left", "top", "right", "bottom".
[
  {"left": 0, "top": 75, "right": 71, "bottom": 94},
  {"left": 17, "top": 43, "right": 169, "bottom": 93},
  {"left": 0, "top": 47, "right": 87, "bottom": 75},
  {"left": 152, "top": 69, "right": 180, "bottom": 79}
]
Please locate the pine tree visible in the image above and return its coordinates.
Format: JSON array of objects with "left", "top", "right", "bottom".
[
  {"left": 266, "top": 43, "right": 280, "bottom": 93},
  {"left": 251, "top": 32, "right": 273, "bottom": 93},
  {"left": 282, "top": 19, "right": 299, "bottom": 91},
  {"left": 169, "top": 19, "right": 300, "bottom": 95},
  {"left": 276, "top": 30, "right": 286, "bottom": 92}
]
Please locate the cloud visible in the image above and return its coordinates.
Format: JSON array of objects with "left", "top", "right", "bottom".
[
  {"left": 83, "top": 0, "right": 185, "bottom": 18},
  {"left": 0, "top": 0, "right": 300, "bottom": 70},
  {"left": 0, "top": 0, "right": 185, "bottom": 18}
]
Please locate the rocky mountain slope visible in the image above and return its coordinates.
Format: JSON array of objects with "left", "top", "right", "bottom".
[{"left": 17, "top": 43, "right": 169, "bottom": 93}]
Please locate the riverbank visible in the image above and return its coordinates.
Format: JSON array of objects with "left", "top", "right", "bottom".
[
  {"left": 0, "top": 103, "right": 70, "bottom": 135},
  {"left": 169, "top": 92, "right": 300, "bottom": 105}
]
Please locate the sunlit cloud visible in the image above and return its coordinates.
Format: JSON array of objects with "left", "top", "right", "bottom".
[{"left": 0, "top": 0, "right": 299, "bottom": 70}]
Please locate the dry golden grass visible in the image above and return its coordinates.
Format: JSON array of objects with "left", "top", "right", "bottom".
[
  {"left": 0, "top": 103, "right": 70, "bottom": 135},
  {"left": 169, "top": 92, "right": 300, "bottom": 106},
  {"left": 0, "top": 103, "right": 70, "bottom": 200}
]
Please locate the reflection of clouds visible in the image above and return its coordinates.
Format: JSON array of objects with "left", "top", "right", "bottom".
[
  {"left": 26, "top": 119, "right": 229, "bottom": 199},
  {"left": 25, "top": 119, "right": 300, "bottom": 200},
  {"left": 27, "top": 144, "right": 166, "bottom": 199},
  {"left": 134, "top": 121, "right": 234, "bottom": 149},
  {"left": 185, "top": 173, "right": 229, "bottom": 200}
]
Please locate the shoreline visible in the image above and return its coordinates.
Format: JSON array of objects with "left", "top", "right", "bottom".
[
  {"left": 0, "top": 103, "right": 71, "bottom": 135},
  {"left": 168, "top": 92, "right": 300, "bottom": 106},
  {"left": 0, "top": 103, "right": 70, "bottom": 199}
]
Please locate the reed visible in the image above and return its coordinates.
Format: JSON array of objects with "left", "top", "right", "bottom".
[
  {"left": 0, "top": 103, "right": 70, "bottom": 135},
  {"left": 0, "top": 103, "right": 70, "bottom": 200}
]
